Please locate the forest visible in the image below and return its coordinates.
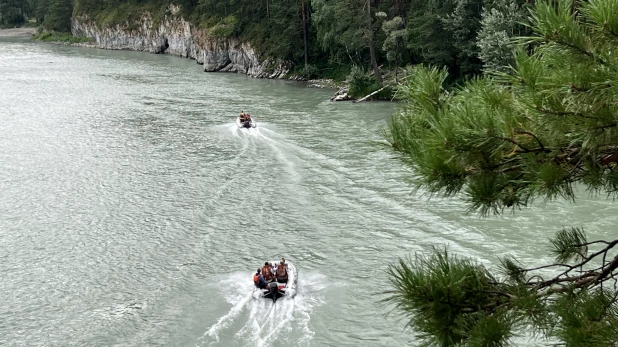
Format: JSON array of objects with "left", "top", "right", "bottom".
[
  {"left": 1, "top": 0, "right": 529, "bottom": 85},
  {"left": 3, "top": 0, "right": 617, "bottom": 344}
]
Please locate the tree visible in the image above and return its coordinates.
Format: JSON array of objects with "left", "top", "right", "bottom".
[
  {"left": 476, "top": 0, "right": 527, "bottom": 72},
  {"left": 405, "top": 0, "right": 458, "bottom": 71},
  {"left": 0, "top": 0, "right": 28, "bottom": 27},
  {"left": 441, "top": 0, "right": 484, "bottom": 76},
  {"left": 405, "top": 0, "right": 484, "bottom": 79},
  {"left": 34, "top": 0, "right": 48, "bottom": 23},
  {"left": 312, "top": 0, "right": 384, "bottom": 81},
  {"left": 380, "top": 14, "right": 406, "bottom": 73},
  {"left": 301, "top": 0, "right": 309, "bottom": 68},
  {"left": 364, "top": 0, "right": 382, "bottom": 84},
  {"left": 43, "top": 0, "right": 72, "bottom": 32},
  {"left": 384, "top": 0, "right": 618, "bottom": 345}
]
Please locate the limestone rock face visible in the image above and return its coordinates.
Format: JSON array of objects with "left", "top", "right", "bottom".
[
  {"left": 201, "top": 39, "right": 288, "bottom": 78},
  {"left": 71, "top": 9, "right": 289, "bottom": 78}
]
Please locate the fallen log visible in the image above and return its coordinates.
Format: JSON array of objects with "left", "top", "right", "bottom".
[
  {"left": 330, "top": 87, "right": 348, "bottom": 101},
  {"left": 353, "top": 86, "right": 387, "bottom": 103}
]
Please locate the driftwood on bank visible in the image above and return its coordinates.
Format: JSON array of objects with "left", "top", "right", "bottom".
[
  {"left": 330, "top": 87, "right": 352, "bottom": 101},
  {"left": 353, "top": 86, "right": 387, "bottom": 103}
]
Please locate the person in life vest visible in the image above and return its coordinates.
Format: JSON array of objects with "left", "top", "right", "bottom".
[
  {"left": 253, "top": 268, "right": 268, "bottom": 289},
  {"left": 261, "top": 262, "right": 275, "bottom": 282},
  {"left": 275, "top": 258, "right": 288, "bottom": 283},
  {"left": 239, "top": 111, "right": 246, "bottom": 122}
]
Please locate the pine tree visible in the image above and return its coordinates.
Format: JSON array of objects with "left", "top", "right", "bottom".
[
  {"left": 406, "top": 0, "right": 484, "bottom": 79},
  {"left": 42, "top": 0, "right": 71, "bottom": 32},
  {"left": 441, "top": 0, "right": 484, "bottom": 76},
  {"left": 476, "top": 0, "right": 526, "bottom": 72},
  {"left": 381, "top": 14, "right": 406, "bottom": 69},
  {"left": 0, "top": 0, "right": 28, "bottom": 27},
  {"left": 312, "top": 0, "right": 384, "bottom": 81},
  {"left": 385, "top": 0, "right": 618, "bottom": 345},
  {"left": 405, "top": 0, "right": 457, "bottom": 70}
]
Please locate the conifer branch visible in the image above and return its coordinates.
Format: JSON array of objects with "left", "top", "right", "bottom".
[
  {"left": 522, "top": 263, "right": 573, "bottom": 272},
  {"left": 385, "top": 1, "right": 618, "bottom": 342},
  {"left": 594, "top": 253, "right": 618, "bottom": 284},
  {"left": 490, "top": 157, "right": 520, "bottom": 170},
  {"left": 576, "top": 240, "right": 612, "bottom": 246},
  {"left": 496, "top": 136, "right": 533, "bottom": 152},
  {"left": 516, "top": 130, "right": 547, "bottom": 151},
  {"left": 548, "top": 37, "right": 608, "bottom": 65},
  {"left": 594, "top": 122, "right": 618, "bottom": 132},
  {"left": 534, "top": 241, "right": 618, "bottom": 291},
  {"left": 534, "top": 106, "right": 597, "bottom": 119}
]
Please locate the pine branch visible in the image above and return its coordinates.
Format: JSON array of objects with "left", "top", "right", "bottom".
[
  {"left": 575, "top": 240, "right": 612, "bottom": 246},
  {"left": 594, "top": 253, "right": 618, "bottom": 284},
  {"left": 532, "top": 240, "right": 618, "bottom": 293},
  {"left": 495, "top": 165, "right": 524, "bottom": 174},
  {"left": 534, "top": 106, "right": 597, "bottom": 119},
  {"left": 495, "top": 136, "right": 533, "bottom": 152},
  {"left": 594, "top": 122, "right": 618, "bottom": 132},
  {"left": 489, "top": 157, "right": 520, "bottom": 170},
  {"left": 516, "top": 130, "right": 547, "bottom": 151},
  {"left": 522, "top": 263, "right": 574, "bottom": 272},
  {"left": 548, "top": 36, "right": 608, "bottom": 66}
]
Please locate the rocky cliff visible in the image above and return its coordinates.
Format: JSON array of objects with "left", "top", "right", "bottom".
[{"left": 71, "top": 7, "right": 289, "bottom": 78}]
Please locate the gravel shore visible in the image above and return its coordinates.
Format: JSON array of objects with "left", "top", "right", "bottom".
[{"left": 0, "top": 27, "right": 36, "bottom": 37}]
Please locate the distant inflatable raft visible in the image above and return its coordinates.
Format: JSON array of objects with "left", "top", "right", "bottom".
[
  {"left": 254, "top": 261, "right": 297, "bottom": 302},
  {"left": 236, "top": 116, "right": 256, "bottom": 129}
]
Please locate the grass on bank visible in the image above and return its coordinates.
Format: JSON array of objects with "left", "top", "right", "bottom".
[{"left": 31, "top": 32, "right": 94, "bottom": 43}]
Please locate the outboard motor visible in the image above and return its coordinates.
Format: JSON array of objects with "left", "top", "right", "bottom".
[
  {"left": 242, "top": 121, "right": 251, "bottom": 128},
  {"left": 267, "top": 282, "right": 279, "bottom": 302}
]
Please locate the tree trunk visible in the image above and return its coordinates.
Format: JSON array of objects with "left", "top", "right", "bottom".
[
  {"left": 353, "top": 86, "right": 386, "bottom": 103},
  {"left": 301, "top": 0, "right": 308, "bottom": 68},
  {"left": 366, "top": 0, "right": 383, "bottom": 84}
]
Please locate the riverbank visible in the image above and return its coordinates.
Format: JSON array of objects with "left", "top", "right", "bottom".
[{"left": 0, "top": 27, "right": 36, "bottom": 37}]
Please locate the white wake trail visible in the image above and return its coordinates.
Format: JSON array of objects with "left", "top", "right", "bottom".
[{"left": 198, "top": 272, "right": 326, "bottom": 347}]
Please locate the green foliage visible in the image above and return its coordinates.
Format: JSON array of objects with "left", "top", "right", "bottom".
[
  {"left": 208, "top": 14, "right": 236, "bottom": 38},
  {"left": 441, "top": 0, "right": 484, "bottom": 76},
  {"left": 34, "top": 0, "right": 48, "bottom": 23},
  {"left": 42, "top": 0, "right": 71, "bottom": 32},
  {"left": 386, "top": 249, "right": 515, "bottom": 346},
  {"left": 388, "top": 0, "right": 618, "bottom": 213},
  {"left": 347, "top": 65, "right": 381, "bottom": 98},
  {"left": 386, "top": 0, "right": 618, "bottom": 345},
  {"left": 381, "top": 15, "right": 406, "bottom": 65},
  {"left": 406, "top": 0, "right": 457, "bottom": 70},
  {"left": 476, "top": 0, "right": 527, "bottom": 72},
  {"left": 550, "top": 227, "right": 588, "bottom": 263},
  {"left": 315, "top": 63, "right": 351, "bottom": 81},
  {"left": 299, "top": 63, "right": 319, "bottom": 79},
  {"left": 62, "top": 0, "right": 501, "bottom": 81},
  {"left": 387, "top": 231, "right": 618, "bottom": 345},
  {"left": 0, "top": 0, "right": 29, "bottom": 27},
  {"left": 553, "top": 289, "right": 618, "bottom": 346},
  {"left": 313, "top": 0, "right": 371, "bottom": 65}
]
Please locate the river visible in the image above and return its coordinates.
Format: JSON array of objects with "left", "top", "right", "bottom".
[{"left": 0, "top": 35, "right": 616, "bottom": 347}]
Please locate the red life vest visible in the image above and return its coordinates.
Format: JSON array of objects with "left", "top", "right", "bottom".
[
  {"left": 253, "top": 274, "right": 259, "bottom": 284},
  {"left": 261, "top": 266, "right": 273, "bottom": 279}
]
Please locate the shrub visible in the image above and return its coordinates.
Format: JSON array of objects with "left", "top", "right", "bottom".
[
  {"left": 209, "top": 15, "right": 237, "bottom": 38},
  {"left": 347, "top": 65, "right": 381, "bottom": 98},
  {"left": 300, "top": 64, "right": 319, "bottom": 78}
]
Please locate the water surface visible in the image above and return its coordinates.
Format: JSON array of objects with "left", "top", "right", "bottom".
[{"left": 0, "top": 36, "right": 615, "bottom": 346}]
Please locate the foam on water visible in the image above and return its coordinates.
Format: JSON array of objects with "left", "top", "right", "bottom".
[{"left": 198, "top": 272, "right": 326, "bottom": 347}]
